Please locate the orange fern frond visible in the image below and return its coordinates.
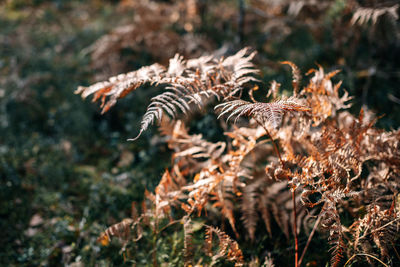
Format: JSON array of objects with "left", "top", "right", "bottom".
[
  {"left": 204, "top": 225, "right": 244, "bottom": 266},
  {"left": 98, "top": 218, "right": 134, "bottom": 247},
  {"left": 183, "top": 217, "right": 194, "bottom": 266},
  {"left": 266, "top": 80, "right": 281, "bottom": 99},
  {"left": 281, "top": 61, "right": 301, "bottom": 96},
  {"left": 75, "top": 64, "right": 165, "bottom": 114}
]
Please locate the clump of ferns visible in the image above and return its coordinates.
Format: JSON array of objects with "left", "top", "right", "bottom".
[
  {"left": 97, "top": 175, "right": 245, "bottom": 266},
  {"left": 78, "top": 48, "right": 400, "bottom": 266}
]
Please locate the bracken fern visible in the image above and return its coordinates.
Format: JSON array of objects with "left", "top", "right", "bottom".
[{"left": 79, "top": 49, "right": 400, "bottom": 266}]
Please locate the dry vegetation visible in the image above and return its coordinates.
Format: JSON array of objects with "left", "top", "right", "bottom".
[
  {"left": 78, "top": 47, "right": 400, "bottom": 266},
  {"left": 76, "top": 0, "right": 400, "bottom": 265},
  {"left": 2, "top": 0, "right": 399, "bottom": 265}
]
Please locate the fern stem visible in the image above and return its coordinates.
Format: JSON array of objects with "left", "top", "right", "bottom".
[
  {"left": 152, "top": 214, "right": 159, "bottom": 267},
  {"left": 256, "top": 121, "right": 284, "bottom": 167},
  {"left": 159, "top": 220, "right": 181, "bottom": 233},
  {"left": 292, "top": 189, "right": 299, "bottom": 267},
  {"left": 237, "top": 0, "right": 245, "bottom": 45},
  {"left": 256, "top": 119, "right": 298, "bottom": 267},
  {"left": 344, "top": 253, "right": 388, "bottom": 267},
  {"left": 298, "top": 210, "right": 323, "bottom": 266}
]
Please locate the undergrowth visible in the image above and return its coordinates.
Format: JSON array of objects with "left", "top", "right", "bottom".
[
  {"left": 78, "top": 48, "right": 400, "bottom": 266},
  {"left": 2, "top": 0, "right": 399, "bottom": 266}
]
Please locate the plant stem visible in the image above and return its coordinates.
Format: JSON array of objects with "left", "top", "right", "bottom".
[
  {"left": 257, "top": 122, "right": 284, "bottom": 166},
  {"left": 298, "top": 211, "right": 322, "bottom": 266},
  {"left": 344, "top": 253, "right": 388, "bottom": 267},
  {"left": 237, "top": 0, "right": 245, "bottom": 45},
  {"left": 292, "top": 189, "right": 299, "bottom": 267},
  {"left": 153, "top": 213, "right": 159, "bottom": 267},
  {"left": 257, "top": 119, "right": 298, "bottom": 267}
]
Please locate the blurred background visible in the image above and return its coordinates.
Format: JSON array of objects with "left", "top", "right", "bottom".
[{"left": 0, "top": 0, "right": 399, "bottom": 265}]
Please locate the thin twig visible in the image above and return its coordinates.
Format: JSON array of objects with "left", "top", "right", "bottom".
[
  {"left": 359, "top": 217, "right": 400, "bottom": 240},
  {"left": 153, "top": 215, "right": 159, "bottom": 267},
  {"left": 298, "top": 212, "right": 322, "bottom": 266},
  {"left": 237, "top": 0, "right": 245, "bottom": 45},
  {"left": 292, "top": 189, "right": 299, "bottom": 267},
  {"left": 256, "top": 121, "right": 284, "bottom": 166},
  {"left": 367, "top": 217, "right": 400, "bottom": 235},
  {"left": 344, "top": 253, "right": 388, "bottom": 267},
  {"left": 159, "top": 220, "right": 181, "bottom": 233}
]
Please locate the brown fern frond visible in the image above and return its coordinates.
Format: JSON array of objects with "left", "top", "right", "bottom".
[
  {"left": 351, "top": 4, "right": 399, "bottom": 26},
  {"left": 183, "top": 217, "right": 194, "bottom": 266},
  {"left": 131, "top": 78, "right": 222, "bottom": 141},
  {"left": 162, "top": 120, "right": 226, "bottom": 175},
  {"left": 266, "top": 80, "right": 281, "bottom": 99},
  {"left": 217, "top": 48, "right": 259, "bottom": 87},
  {"left": 321, "top": 203, "right": 346, "bottom": 267},
  {"left": 98, "top": 218, "right": 134, "bottom": 246},
  {"left": 80, "top": 54, "right": 400, "bottom": 265},
  {"left": 303, "top": 65, "right": 352, "bottom": 126},
  {"left": 281, "top": 61, "right": 301, "bottom": 96},
  {"left": 85, "top": 0, "right": 215, "bottom": 75},
  {"left": 351, "top": 202, "right": 400, "bottom": 261},
  {"left": 210, "top": 190, "right": 238, "bottom": 237},
  {"left": 241, "top": 178, "right": 262, "bottom": 241},
  {"left": 75, "top": 64, "right": 165, "bottom": 114},
  {"left": 330, "top": 234, "right": 346, "bottom": 267},
  {"left": 216, "top": 97, "right": 310, "bottom": 128},
  {"left": 204, "top": 225, "right": 244, "bottom": 266},
  {"left": 78, "top": 48, "right": 258, "bottom": 140}
]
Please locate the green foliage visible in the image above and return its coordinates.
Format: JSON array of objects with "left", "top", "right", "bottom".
[{"left": 0, "top": 1, "right": 169, "bottom": 265}]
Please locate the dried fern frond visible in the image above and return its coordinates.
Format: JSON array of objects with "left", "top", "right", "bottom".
[
  {"left": 163, "top": 122, "right": 264, "bottom": 234},
  {"left": 161, "top": 120, "right": 226, "bottom": 175},
  {"left": 78, "top": 48, "right": 258, "bottom": 140},
  {"left": 82, "top": 55, "right": 400, "bottom": 265},
  {"left": 266, "top": 80, "right": 281, "bottom": 99},
  {"left": 281, "top": 61, "right": 301, "bottom": 96},
  {"left": 98, "top": 218, "right": 135, "bottom": 247},
  {"left": 216, "top": 97, "right": 310, "bottom": 128},
  {"left": 320, "top": 203, "right": 346, "bottom": 267},
  {"left": 205, "top": 225, "right": 244, "bottom": 266},
  {"left": 351, "top": 4, "right": 399, "bottom": 26},
  {"left": 85, "top": 0, "right": 215, "bottom": 75},
  {"left": 349, "top": 187, "right": 400, "bottom": 260},
  {"left": 303, "top": 65, "right": 352, "bottom": 126},
  {"left": 131, "top": 49, "right": 258, "bottom": 141},
  {"left": 218, "top": 48, "right": 259, "bottom": 88},
  {"left": 183, "top": 217, "right": 194, "bottom": 266},
  {"left": 241, "top": 178, "right": 262, "bottom": 240},
  {"left": 75, "top": 63, "right": 165, "bottom": 114}
]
